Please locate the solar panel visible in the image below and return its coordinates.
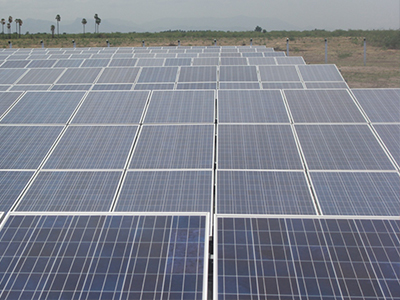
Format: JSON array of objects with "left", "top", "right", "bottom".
[
  {"left": 0, "top": 69, "right": 28, "bottom": 84},
  {"left": 218, "top": 90, "right": 289, "bottom": 123},
  {"left": 0, "top": 171, "right": 34, "bottom": 213},
  {"left": 136, "top": 58, "right": 164, "bottom": 66},
  {"left": 26, "top": 60, "right": 57, "bottom": 68},
  {"left": 217, "top": 216, "right": 400, "bottom": 300},
  {"left": 217, "top": 125, "right": 303, "bottom": 170},
  {"left": 0, "top": 126, "right": 63, "bottom": 169},
  {"left": 91, "top": 84, "right": 133, "bottom": 90},
  {"left": 262, "top": 82, "right": 304, "bottom": 89},
  {"left": 219, "top": 82, "right": 260, "bottom": 89},
  {"left": 108, "top": 58, "right": 138, "bottom": 67},
  {"left": 44, "top": 126, "right": 138, "bottom": 169},
  {"left": 96, "top": 67, "right": 140, "bottom": 84},
  {"left": 259, "top": 65, "right": 301, "bottom": 82},
  {"left": 0, "top": 214, "right": 208, "bottom": 299},
  {"left": 51, "top": 84, "right": 92, "bottom": 91},
  {"left": 72, "top": 91, "right": 149, "bottom": 124},
  {"left": 130, "top": 125, "right": 214, "bottom": 169},
  {"left": 16, "top": 69, "right": 64, "bottom": 85},
  {"left": 305, "top": 81, "right": 349, "bottom": 89},
  {"left": 0, "top": 60, "right": 30, "bottom": 68},
  {"left": 16, "top": 171, "right": 122, "bottom": 211},
  {"left": 284, "top": 89, "right": 366, "bottom": 123},
  {"left": 1, "top": 91, "right": 85, "bottom": 124},
  {"left": 220, "top": 57, "right": 247, "bottom": 66},
  {"left": 144, "top": 90, "right": 214, "bottom": 124},
  {"left": 217, "top": 171, "right": 316, "bottom": 214},
  {"left": 311, "top": 171, "right": 400, "bottom": 216},
  {"left": 53, "top": 59, "right": 84, "bottom": 68},
  {"left": 0, "top": 92, "right": 23, "bottom": 116},
  {"left": 164, "top": 58, "right": 191, "bottom": 66},
  {"left": 352, "top": 89, "right": 400, "bottom": 123},
  {"left": 176, "top": 82, "right": 217, "bottom": 90},
  {"left": 115, "top": 170, "right": 212, "bottom": 212},
  {"left": 10, "top": 85, "right": 51, "bottom": 91},
  {"left": 192, "top": 58, "right": 219, "bottom": 66},
  {"left": 219, "top": 66, "right": 258, "bottom": 82},
  {"left": 247, "top": 57, "right": 276, "bottom": 65},
  {"left": 137, "top": 67, "right": 178, "bottom": 83},
  {"left": 134, "top": 83, "right": 174, "bottom": 90},
  {"left": 80, "top": 58, "right": 110, "bottom": 68},
  {"left": 276, "top": 56, "right": 305, "bottom": 65},
  {"left": 178, "top": 66, "right": 217, "bottom": 82},
  {"left": 56, "top": 68, "right": 102, "bottom": 84},
  {"left": 373, "top": 124, "right": 400, "bottom": 166},
  {"left": 295, "top": 125, "right": 396, "bottom": 170},
  {"left": 298, "top": 64, "right": 344, "bottom": 81}
]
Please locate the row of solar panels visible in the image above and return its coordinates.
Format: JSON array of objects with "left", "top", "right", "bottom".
[{"left": 0, "top": 213, "right": 398, "bottom": 300}]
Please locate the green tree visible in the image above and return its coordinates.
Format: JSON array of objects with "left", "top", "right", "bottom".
[
  {"left": 17, "top": 19, "right": 23, "bottom": 38},
  {"left": 1, "top": 19, "right": 5, "bottom": 36},
  {"left": 55, "top": 14, "right": 61, "bottom": 36},
  {"left": 7, "top": 22, "right": 11, "bottom": 38},
  {"left": 94, "top": 14, "right": 98, "bottom": 33},
  {"left": 82, "top": 18, "right": 87, "bottom": 35},
  {"left": 255, "top": 25, "right": 262, "bottom": 32},
  {"left": 51, "top": 24, "right": 55, "bottom": 38},
  {"left": 96, "top": 17, "right": 101, "bottom": 33}
]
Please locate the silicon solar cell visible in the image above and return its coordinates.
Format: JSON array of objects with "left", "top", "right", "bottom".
[
  {"left": 218, "top": 125, "right": 303, "bottom": 170},
  {"left": 276, "top": 56, "right": 305, "bottom": 65},
  {"left": 178, "top": 66, "right": 217, "bottom": 82},
  {"left": 219, "top": 82, "right": 260, "bottom": 89},
  {"left": 0, "top": 126, "right": 63, "bottom": 169},
  {"left": 136, "top": 58, "right": 164, "bottom": 66},
  {"left": 311, "top": 171, "right": 400, "bottom": 216},
  {"left": 220, "top": 57, "right": 247, "bottom": 65},
  {"left": 216, "top": 217, "right": 400, "bottom": 300},
  {"left": 219, "top": 66, "right": 258, "bottom": 81},
  {"left": 305, "top": 81, "right": 349, "bottom": 89},
  {"left": 263, "top": 52, "right": 286, "bottom": 56},
  {"left": 352, "top": 89, "right": 400, "bottom": 123},
  {"left": 115, "top": 170, "right": 212, "bottom": 212},
  {"left": 91, "top": 84, "right": 133, "bottom": 90},
  {"left": 80, "top": 58, "right": 110, "bottom": 67},
  {"left": 96, "top": 67, "right": 140, "bottom": 84},
  {"left": 130, "top": 125, "right": 214, "bottom": 169},
  {"left": 137, "top": 67, "right": 178, "bottom": 83},
  {"left": 218, "top": 90, "right": 289, "bottom": 123},
  {"left": 16, "top": 171, "right": 122, "bottom": 211},
  {"left": 373, "top": 124, "right": 400, "bottom": 166},
  {"left": 72, "top": 91, "right": 149, "bottom": 124},
  {"left": 144, "top": 90, "right": 214, "bottom": 124},
  {"left": 259, "top": 65, "right": 301, "bottom": 81},
  {"left": 192, "top": 57, "right": 220, "bottom": 66},
  {"left": 51, "top": 84, "right": 92, "bottom": 91},
  {"left": 134, "top": 83, "right": 174, "bottom": 90},
  {"left": 0, "top": 92, "right": 23, "bottom": 116},
  {"left": 0, "top": 171, "right": 34, "bottom": 213},
  {"left": 26, "top": 60, "right": 57, "bottom": 68},
  {"left": 217, "top": 171, "right": 316, "bottom": 214},
  {"left": 176, "top": 82, "right": 216, "bottom": 90},
  {"left": 16, "top": 68, "right": 65, "bottom": 85},
  {"left": 10, "top": 85, "right": 51, "bottom": 91},
  {"left": 1, "top": 91, "right": 85, "bottom": 124},
  {"left": 44, "top": 126, "right": 138, "bottom": 169},
  {"left": 284, "top": 89, "right": 366, "bottom": 123},
  {"left": 295, "top": 125, "right": 396, "bottom": 170},
  {"left": 108, "top": 58, "right": 137, "bottom": 67},
  {"left": 53, "top": 59, "right": 84, "bottom": 68},
  {"left": 298, "top": 64, "right": 344, "bottom": 81},
  {"left": 0, "top": 60, "right": 30, "bottom": 68},
  {"left": 0, "top": 69, "right": 28, "bottom": 84},
  {"left": 56, "top": 68, "right": 102, "bottom": 84},
  {"left": 242, "top": 52, "right": 264, "bottom": 57},
  {"left": 0, "top": 214, "right": 208, "bottom": 299},
  {"left": 262, "top": 82, "right": 304, "bottom": 89},
  {"left": 248, "top": 57, "right": 276, "bottom": 65}
]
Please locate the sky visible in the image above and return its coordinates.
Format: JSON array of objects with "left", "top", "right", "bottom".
[{"left": 1, "top": 0, "right": 399, "bottom": 30}]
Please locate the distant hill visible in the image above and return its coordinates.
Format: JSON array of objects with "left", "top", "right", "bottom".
[{"left": 21, "top": 16, "right": 300, "bottom": 34}]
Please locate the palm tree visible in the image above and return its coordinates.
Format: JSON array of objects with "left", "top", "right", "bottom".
[
  {"left": 55, "top": 14, "right": 61, "bottom": 36},
  {"left": 8, "top": 16, "right": 12, "bottom": 37},
  {"left": 96, "top": 17, "right": 101, "bottom": 33},
  {"left": 81, "top": 18, "right": 87, "bottom": 35},
  {"left": 1, "top": 19, "right": 5, "bottom": 37},
  {"left": 15, "top": 19, "right": 19, "bottom": 37},
  {"left": 50, "top": 25, "right": 55, "bottom": 38},
  {"left": 7, "top": 23, "right": 10, "bottom": 39},
  {"left": 17, "top": 19, "right": 23, "bottom": 38},
  {"left": 94, "top": 14, "right": 98, "bottom": 33}
]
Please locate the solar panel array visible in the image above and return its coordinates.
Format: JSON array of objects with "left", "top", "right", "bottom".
[{"left": 0, "top": 45, "right": 398, "bottom": 299}]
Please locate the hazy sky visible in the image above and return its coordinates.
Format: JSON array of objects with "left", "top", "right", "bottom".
[{"left": 2, "top": 0, "right": 399, "bottom": 29}]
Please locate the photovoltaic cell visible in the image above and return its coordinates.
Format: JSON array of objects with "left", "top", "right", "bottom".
[
  {"left": 91, "top": 84, "right": 133, "bottom": 90},
  {"left": 0, "top": 92, "right": 23, "bottom": 116},
  {"left": 137, "top": 67, "right": 178, "bottom": 83},
  {"left": 1, "top": 91, "right": 85, "bottom": 124},
  {"left": 144, "top": 90, "right": 214, "bottom": 123},
  {"left": 218, "top": 125, "right": 302, "bottom": 170},
  {"left": 164, "top": 58, "right": 191, "bottom": 66},
  {"left": 96, "top": 67, "right": 140, "bottom": 84},
  {"left": 284, "top": 89, "right": 366, "bottom": 123},
  {"left": 216, "top": 217, "right": 400, "bottom": 300},
  {"left": 56, "top": 68, "right": 102, "bottom": 84},
  {"left": 44, "top": 126, "right": 138, "bottom": 169},
  {"left": 217, "top": 171, "right": 316, "bottom": 214},
  {"left": 16, "top": 171, "right": 122, "bottom": 211},
  {"left": 176, "top": 82, "right": 216, "bottom": 90},
  {"left": 305, "top": 82, "right": 348, "bottom": 89},
  {"left": 276, "top": 56, "right": 305, "bottom": 65},
  {"left": 108, "top": 58, "right": 137, "bottom": 67},
  {"left": 298, "top": 64, "right": 344, "bottom": 81},
  {"left": 26, "top": 60, "right": 57, "bottom": 68},
  {"left": 10, "top": 85, "right": 51, "bottom": 91},
  {"left": 219, "top": 82, "right": 260, "bottom": 89},
  {"left": 53, "top": 59, "right": 83, "bottom": 68},
  {"left": 72, "top": 91, "right": 149, "bottom": 124},
  {"left": 247, "top": 57, "right": 276, "bottom": 65},
  {"left": 218, "top": 90, "right": 289, "bottom": 123},
  {"left": 192, "top": 58, "right": 219, "bottom": 66},
  {"left": 311, "top": 172, "right": 400, "bottom": 216},
  {"left": 0, "top": 69, "right": 28, "bottom": 84},
  {"left": 16, "top": 69, "right": 64, "bottom": 85},
  {"left": 0, "top": 171, "right": 34, "bottom": 213},
  {"left": 80, "top": 59, "right": 110, "bottom": 68},
  {"left": 220, "top": 66, "right": 258, "bottom": 82},
  {"left": 51, "top": 84, "right": 92, "bottom": 91},
  {"left": 130, "top": 125, "right": 214, "bottom": 169},
  {"left": 373, "top": 124, "right": 400, "bottom": 166},
  {"left": 295, "top": 125, "right": 395, "bottom": 170},
  {"left": 220, "top": 57, "right": 247, "bottom": 66},
  {"left": 0, "top": 214, "right": 208, "bottom": 299},
  {"left": 134, "top": 83, "right": 174, "bottom": 90},
  {"left": 0, "top": 60, "right": 30, "bottom": 68},
  {"left": 259, "top": 65, "right": 300, "bottom": 82},
  {"left": 115, "top": 170, "right": 212, "bottom": 212},
  {"left": 178, "top": 66, "right": 217, "bottom": 82},
  {"left": 136, "top": 58, "right": 164, "bottom": 66},
  {"left": 262, "top": 82, "right": 304, "bottom": 89},
  {"left": 0, "top": 126, "right": 63, "bottom": 169},
  {"left": 352, "top": 89, "right": 400, "bottom": 123}
]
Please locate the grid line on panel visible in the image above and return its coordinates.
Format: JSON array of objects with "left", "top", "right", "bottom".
[{"left": 371, "top": 124, "right": 400, "bottom": 170}]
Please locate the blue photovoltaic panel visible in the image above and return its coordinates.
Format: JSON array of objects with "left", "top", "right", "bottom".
[
  {"left": 130, "top": 125, "right": 214, "bottom": 169},
  {"left": 134, "top": 83, "right": 174, "bottom": 90},
  {"left": 144, "top": 90, "right": 214, "bottom": 123},
  {"left": 1, "top": 91, "right": 84, "bottom": 124},
  {"left": 247, "top": 57, "right": 276, "bottom": 65},
  {"left": 137, "top": 67, "right": 178, "bottom": 83},
  {"left": 91, "top": 84, "right": 133, "bottom": 90},
  {"left": 218, "top": 125, "right": 303, "bottom": 170},
  {"left": 219, "top": 66, "right": 258, "bottom": 82},
  {"left": 108, "top": 58, "right": 137, "bottom": 67},
  {"left": 136, "top": 58, "right": 164, "bottom": 66},
  {"left": 10, "top": 85, "right": 51, "bottom": 91},
  {"left": 295, "top": 125, "right": 395, "bottom": 170},
  {"left": 26, "top": 60, "right": 57, "bottom": 68},
  {"left": 220, "top": 57, "right": 247, "bottom": 66},
  {"left": 305, "top": 82, "right": 349, "bottom": 89},
  {"left": 56, "top": 68, "right": 102, "bottom": 84},
  {"left": 178, "top": 66, "right": 217, "bottom": 82},
  {"left": 276, "top": 56, "right": 305, "bottom": 65},
  {"left": 0, "top": 214, "right": 207, "bottom": 299},
  {"left": 51, "top": 84, "right": 92, "bottom": 91},
  {"left": 16, "top": 171, "right": 122, "bottom": 211},
  {"left": 352, "top": 89, "right": 400, "bottom": 123},
  {"left": 217, "top": 171, "right": 316, "bottom": 214},
  {"left": 218, "top": 90, "right": 289, "bottom": 123},
  {"left": 176, "top": 82, "right": 216, "bottom": 90},
  {"left": 311, "top": 172, "right": 400, "bottom": 216},
  {"left": 115, "top": 170, "right": 212, "bottom": 212},
  {"left": 242, "top": 52, "right": 264, "bottom": 58},
  {"left": 0, "top": 85, "right": 10, "bottom": 91},
  {"left": 96, "top": 67, "right": 140, "bottom": 84},
  {"left": 44, "top": 126, "right": 138, "bottom": 169},
  {"left": 80, "top": 59, "right": 110, "bottom": 68},
  {"left": 298, "top": 64, "right": 344, "bottom": 81},
  {"left": 192, "top": 58, "right": 220, "bottom": 66},
  {"left": 0, "top": 92, "right": 22, "bottom": 116},
  {"left": 217, "top": 217, "right": 400, "bottom": 300},
  {"left": 262, "top": 82, "right": 304, "bottom": 89},
  {"left": 0, "top": 171, "right": 34, "bottom": 213},
  {"left": 263, "top": 52, "right": 286, "bottom": 57},
  {"left": 0, "top": 69, "right": 27, "bottom": 84},
  {"left": 0, "top": 126, "right": 63, "bottom": 169},
  {"left": 73, "top": 91, "right": 148, "bottom": 124},
  {"left": 373, "top": 124, "right": 400, "bottom": 166},
  {"left": 284, "top": 89, "right": 366, "bottom": 123},
  {"left": 259, "top": 65, "right": 300, "bottom": 82},
  {"left": 16, "top": 68, "right": 64, "bottom": 85},
  {"left": 53, "top": 59, "right": 84, "bottom": 68},
  {"left": 164, "top": 58, "right": 191, "bottom": 66},
  {"left": 218, "top": 82, "right": 260, "bottom": 89},
  {"left": 0, "top": 60, "right": 30, "bottom": 68}
]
